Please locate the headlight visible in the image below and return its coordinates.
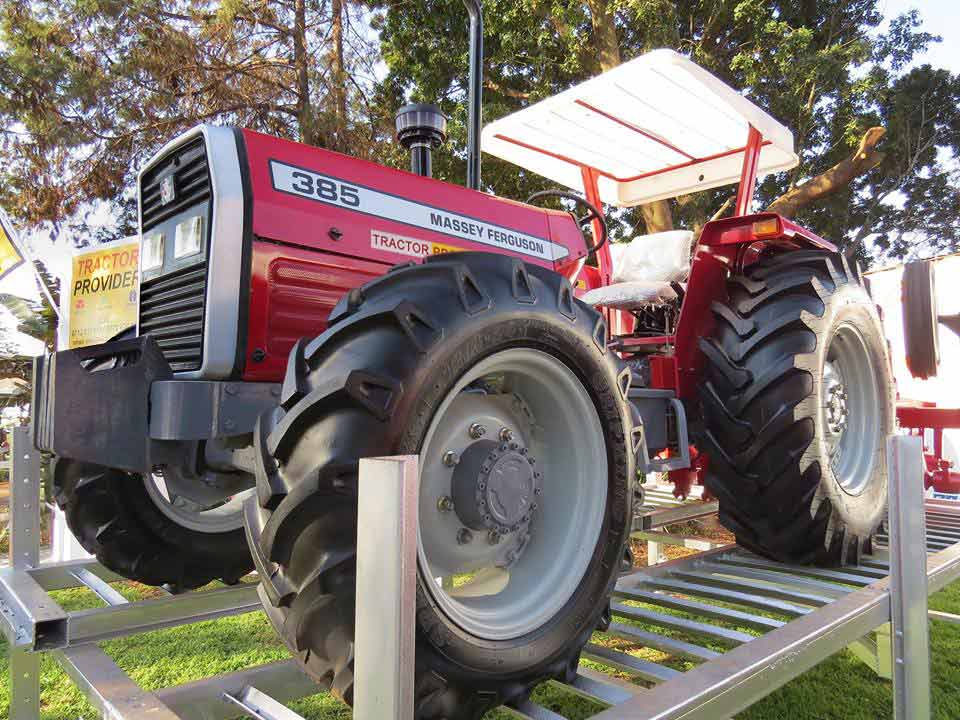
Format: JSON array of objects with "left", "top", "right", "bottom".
[
  {"left": 174, "top": 215, "right": 204, "bottom": 259},
  {"left": 142, "top": 231, "right": 164, "bottom": 271}
]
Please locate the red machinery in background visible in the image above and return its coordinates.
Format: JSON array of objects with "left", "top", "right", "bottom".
[
  {"left": 897, "top": 259, "right": 960, "bottom": 495},
  {"left": 898, "top": 403, "right": 960, "bottom": 495}
]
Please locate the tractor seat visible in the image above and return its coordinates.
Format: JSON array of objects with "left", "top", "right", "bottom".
[
  {"left": 582, "top": 230, "right": 692, "bottom": 309},
  {"left": 582, "top": 280, "right": 679, "bottom": 309}
]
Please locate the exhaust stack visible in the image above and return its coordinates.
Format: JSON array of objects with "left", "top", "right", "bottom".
[
  {"left": 462, "top": 0, "right": 483, "bottom": 190},
  {"left": 395, "top": 104, "right": 448, "bottom": 178}
]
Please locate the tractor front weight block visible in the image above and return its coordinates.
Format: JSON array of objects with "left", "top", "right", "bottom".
[
  {"left": 32, "top": 336, "right": 172, "bottom": 473},
  {"left": 31, "top": 336, "right": 279, "bottom": 474}
]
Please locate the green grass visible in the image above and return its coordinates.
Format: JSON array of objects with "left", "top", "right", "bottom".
[{"left": 2, "top": 581, "right": 959, "bottom": 719}]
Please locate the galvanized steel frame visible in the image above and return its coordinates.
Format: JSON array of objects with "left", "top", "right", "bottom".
[{"left": 2, "top": 433, "right": 957, "bottom": 720}]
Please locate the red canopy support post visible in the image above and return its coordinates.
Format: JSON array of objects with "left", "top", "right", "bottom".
[
  {"left": 734, "top": 125, "right": 763, "bottom": 217},
  {"left": 581, "top": 166, "right": 613, "bottom": 284}
]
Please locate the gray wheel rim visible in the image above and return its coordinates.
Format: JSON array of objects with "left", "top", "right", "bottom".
[
  {"left": 418, "top": 348, "right": 608, "bottom": 640},
  {"left": 144, "top": 474, "right": 251, "bottom": 533},
  {"left": 823, "top": 323, "right": 882, "bottom": 496}
]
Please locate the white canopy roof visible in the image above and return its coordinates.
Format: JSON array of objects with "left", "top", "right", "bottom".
[{"left": 481, "top": 49, "right": 799, "bottom": 207}]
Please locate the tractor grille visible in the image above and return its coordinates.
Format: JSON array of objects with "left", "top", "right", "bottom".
[
  {"left": 139, "top": 265, "right": 206, "bottom": 372},
  {"left": 140, "top": 138, "right": 211, "bottom": 231},
  {"left": 138, "top": 137, "right": 211, "bottom": 372}
]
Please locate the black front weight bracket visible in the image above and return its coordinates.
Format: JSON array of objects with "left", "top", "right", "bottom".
[{"left": 32, "top": 336, "right": 173, "bottom": 473}]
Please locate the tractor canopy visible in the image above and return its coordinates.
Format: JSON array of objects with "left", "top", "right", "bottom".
[{"left": 481, "top": 49, "right": 799, "bottom": 208}]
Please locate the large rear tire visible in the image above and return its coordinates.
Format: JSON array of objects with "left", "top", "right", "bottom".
[
  {"left": 243, "top": 253, "right": 634, "bottom": 718},
  {"left": 699, "top": 250, "right": 894, "bottom": 566}
]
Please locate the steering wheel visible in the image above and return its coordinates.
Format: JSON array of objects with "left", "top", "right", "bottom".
[{"left": 525, "top": 189, "right": 609, "bottom": 256}]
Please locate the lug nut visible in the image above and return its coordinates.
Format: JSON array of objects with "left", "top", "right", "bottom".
[
  {"left": 499, "top": 427, "right": 514, "bottom": 442},
  {"left": 487, "top": 530, "right": 501, "bottom": 545},
  {"left": 457, "top": 528, "right": 474, "bottom": 545},
  {"left": 437, "top": 496, "right": 455, "bottom": 512},
  {"left": 469, "top": 423, "right": 487, "bottom": 439},
  {"left": 443, "top": 451, "right": 460, "bottom": 467}
]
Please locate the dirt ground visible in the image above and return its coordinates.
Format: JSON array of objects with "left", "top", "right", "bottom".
[{"left": 629, "top": 514, "right": 735, "bottom": 566}]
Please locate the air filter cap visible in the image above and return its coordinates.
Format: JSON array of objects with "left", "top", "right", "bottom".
[{"left": 395, "top": 103, "right": 447, "bottom": 148}]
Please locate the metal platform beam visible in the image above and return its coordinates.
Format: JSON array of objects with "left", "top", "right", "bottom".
[
  {"left": 6, "top": 427, "right": 42, "bottom": 720},
  {"left": 2, "top": 433, "right": 958, "bottom": 720}
]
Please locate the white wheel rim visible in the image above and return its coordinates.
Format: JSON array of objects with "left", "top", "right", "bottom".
[
  {"left": 417, "top": 348, "right": 608, "bottom": 640},
  {"left": 144, "top": 474, "right": 251, "bottom": 533},
  {"left": 824, "top": 323, "right": 882, "bottom": 496}
]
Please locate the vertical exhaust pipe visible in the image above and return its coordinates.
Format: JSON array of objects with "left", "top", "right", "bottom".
[{"left": 462, "top": 0, "right": 483, "bottom": 190}]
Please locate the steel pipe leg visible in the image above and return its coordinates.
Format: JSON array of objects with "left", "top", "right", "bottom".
[
  {"left": 9, "top": 426, "right": 42, "bottom": 719},
  {"left": 354, "top": 456, "right": 419, "bottom": 720},
  {"left": 10, "top": 649, "right": 40, "bottom": 720},
  {"left": 888, "top": 436, "right": 931, "bottom": 720}
]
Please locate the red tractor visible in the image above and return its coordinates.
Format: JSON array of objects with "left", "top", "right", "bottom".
[{"left": 32, "top": 8, "right": 894, "bottom": 717}]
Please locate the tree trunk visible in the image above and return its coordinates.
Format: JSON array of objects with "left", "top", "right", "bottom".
[
  {"left": 330, "top": 0, "right": 348, "bottom": 150},
  {"left": 765, "top": 127, "right": 886, "bottom": 218},
  {"left": 639, "top": 200, "right": 674, "bottom": 233},
  {"left": 585, "top": 0, "right": 673, "bottom": 232},
  {"left": 585, "top": 0, "right": 620, "bottom": 74},
  {"left": 293, "top": 0, "right": 321, "bottom": 147}
]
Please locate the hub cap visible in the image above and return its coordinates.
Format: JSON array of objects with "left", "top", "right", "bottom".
[
  {"left": 823, "top": 324, "right": 882, "bottom": 495},
  {"left": 451, "top": 439, "right": 542, "bottom": 535},
  {"left": 418, "top": 348, "right": 608, "bottom": 640}
]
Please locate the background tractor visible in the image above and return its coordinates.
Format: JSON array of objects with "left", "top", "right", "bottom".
[{"left": 31, "top": 6, "right": 894, "bottom": 717}]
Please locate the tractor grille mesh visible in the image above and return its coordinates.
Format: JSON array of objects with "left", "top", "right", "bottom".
[
  {"left": 140, "top": 138, "right": 211, "bottom": 231},
  {"left": 139, "top": 266, "right": 206, "bottom": 372},
  {"left": 138, "top": 137, "right": 211, "bottom": 372}
]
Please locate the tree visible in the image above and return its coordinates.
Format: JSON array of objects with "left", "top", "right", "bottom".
[
  {"left": 0, "top": 259, "right": 59, "bottom": 382},
  {"left": 1, "top": 1, "right": 957, "bottom": 263},
  {"left": 372, "top": 0, "right": 959, "bottom": 262},
  {"left": 0, "top": 0, "right": 385, "bottom": 244}
]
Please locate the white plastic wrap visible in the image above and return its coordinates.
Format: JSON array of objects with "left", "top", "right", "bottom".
[
  {"left": 610, "top": 230, "right": 693, "bottom": 284},
  {"left": 581, "top": 281, "right": 678, "bottom": 310}
]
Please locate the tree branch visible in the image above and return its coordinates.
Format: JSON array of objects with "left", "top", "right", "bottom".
[
  {"left": 765, "top": 127, "right": 887, "bottom": 218},
  {"left": 484, "top": 77, "right": 531, "bottom": 100}
]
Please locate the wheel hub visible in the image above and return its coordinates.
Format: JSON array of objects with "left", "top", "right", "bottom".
[
  {"left": 452, "top": 439, "right": 542, "bottom": 535},
  {"left": 823, "top": 362, "right": 849, "bottom": 437},
  {"left": 826, "top": 383, "right": 848, "bottom": 434}
]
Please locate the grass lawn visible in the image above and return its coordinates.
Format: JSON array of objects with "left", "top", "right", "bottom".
[{"left": 1, "top": 577, "right": 959, "bottom": 719}]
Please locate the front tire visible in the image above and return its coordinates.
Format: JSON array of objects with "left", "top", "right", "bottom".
[
  {"left": 699, "top": 250, "right": 894, "bottom": 566},
  {"left": 54, "top": 460, "right": 253, "bottom": 589},
  {"left": 244, "top": 253, "right": 635, "bottom": 718}
]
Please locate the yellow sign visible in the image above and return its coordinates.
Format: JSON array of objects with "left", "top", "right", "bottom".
[
  {"left": 370, "top": 230, "right": 463, "bottom": 259},
  {"left": 0, "top": 217, "right": 25, "bottom": 282},
  {"left": 68, "top": 242, "right": 140, "bottom": 348}
]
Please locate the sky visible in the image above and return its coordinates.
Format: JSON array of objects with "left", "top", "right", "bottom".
[
  {"left": 1, "top": 0, "right": 958, "bottom": 355},
  {"left": 880, "top": 0, "right": 960, "bottom": 71}
]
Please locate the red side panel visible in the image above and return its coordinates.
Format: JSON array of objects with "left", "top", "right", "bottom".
[
  {"left": 238, "top": 129, "right": 590, "bottom": 382},
  {"left": 244, "top": 241, "right": 387, "bottom": 381},
  {"left": 241, "top": 129, "right": 587, "bottom": 269}
]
